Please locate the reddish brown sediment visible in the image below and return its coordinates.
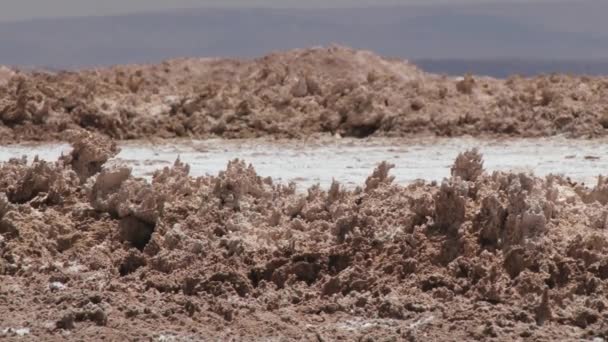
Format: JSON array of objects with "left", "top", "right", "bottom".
[
  {"left": 2, "top": 46, "right": 608, "bottom": 144},
  {"left": 1, "top": 133, "right": 608, "bottom": 340}
]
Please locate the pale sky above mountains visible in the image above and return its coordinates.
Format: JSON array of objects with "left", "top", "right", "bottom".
[
  {"left": 1, "top": 0, "right": 554, "bottom": 21},
  {"left": 1, "top": 0, "right": 606, "bottom": 75}
]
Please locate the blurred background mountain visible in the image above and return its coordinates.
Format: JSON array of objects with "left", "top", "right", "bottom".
[{"left": 1, "top": 0, "right": 607, "bottom": 76}]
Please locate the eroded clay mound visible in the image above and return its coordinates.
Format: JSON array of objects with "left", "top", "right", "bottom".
[
  {"left": 1, "top": 140, "right": 608, "bottom": 340},
  {"left": 2, "top": 46, "right": 608, "bottom": 143}
]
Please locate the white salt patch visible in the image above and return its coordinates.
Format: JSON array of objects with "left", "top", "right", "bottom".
[
  {"left": 3, "top": 137, "right": 608, "bottom": 190},
  {"left": 49, "top": 282, "right": 67, "bottom": 291},
  {"left": 1, "top": 327, "right": 30, "bottom": 336},
  {"left": 409, "top": 315, "right": 434, "bottom": 329}
]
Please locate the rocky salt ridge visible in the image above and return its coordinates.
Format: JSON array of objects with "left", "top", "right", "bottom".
[
  {"left": 1, "top": 132, "right": 608, "bottom": 340},
  {"left": 2, "top": 46, "right": 608, "bottom": 143}
]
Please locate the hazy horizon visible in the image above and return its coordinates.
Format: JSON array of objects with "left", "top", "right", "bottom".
[
  {"left": 1, "top": 0, "right": 607, "bottom": 76},
  {"left": 0, "top": 0, "right": 554, "bottom": 22}
]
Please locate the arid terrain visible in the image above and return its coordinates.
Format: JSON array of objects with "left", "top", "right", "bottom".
[
  {"left": 2, "top": 47, "right": 608, "bottom": 341},
  {"left": 2, "top": 46, "right": 608, "bottom": 144}
]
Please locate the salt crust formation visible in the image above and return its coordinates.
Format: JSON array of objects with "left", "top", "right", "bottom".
[
  {"left": 2, "top": 46, "right": 608, "bottom": 143},
  {"left": 1, "top": 133, "right": 608, "bottom": 340}
]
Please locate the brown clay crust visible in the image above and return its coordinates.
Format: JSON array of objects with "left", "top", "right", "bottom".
[
  {"left": 2, "top": 46, "right": 608, "bottom": 143},
  {"left": 1, "top": 133, "right": 608, "bottom": 340}
]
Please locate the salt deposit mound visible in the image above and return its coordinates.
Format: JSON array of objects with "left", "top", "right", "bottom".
[
  {"left": 1, "top": 46, "right": 608, "bottom": 143},
  {"left": 1, "top": 133, "right": 608, "bottom": 340}
]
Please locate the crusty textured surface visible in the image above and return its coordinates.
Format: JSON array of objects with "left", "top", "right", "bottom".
[
  {"left": 2, "top": 46, "right": 608, "bottom": 143},
  {"left": 1, "top": 136, "right": 608, "bottom": 340}
]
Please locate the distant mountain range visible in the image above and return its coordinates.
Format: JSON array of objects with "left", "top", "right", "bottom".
[
  {"left": 2, "top": 2, "right": 608, "bottom": 77},
  {"left": 415, "top": 59, "right": 608, "bottom": 78}
]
